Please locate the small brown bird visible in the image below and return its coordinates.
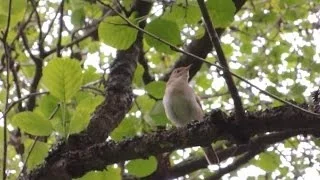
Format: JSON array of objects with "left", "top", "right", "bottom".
[{"left": 163, "top": 65, "right": 217, "bottom": 165}]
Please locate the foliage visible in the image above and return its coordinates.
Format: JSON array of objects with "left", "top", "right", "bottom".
[{"left": 0, "top": 0, "right": 320, "bottom": 179}]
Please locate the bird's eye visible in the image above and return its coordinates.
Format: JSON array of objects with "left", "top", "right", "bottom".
[{"left": 176, "top": 70, "right": 180, "bottom": 73}]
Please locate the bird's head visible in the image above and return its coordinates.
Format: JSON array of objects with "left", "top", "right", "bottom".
[{"left": 168, "top": 64, "right": 192, "bottom": 83}]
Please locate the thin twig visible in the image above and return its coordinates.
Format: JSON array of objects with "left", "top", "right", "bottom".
[
  {"left": 206, "top": 148, "right": 264, "bottom": 180},
  {"left": 197, "top": 0, "right": 245, "bottom": 122},
  {"left": 18, "top": 104, "right": 60, "bottom": 178},
  {"left": 97, "top": 1, "right": 320, "bottom": 117},
  {"left": 10, "top": 0, "right": 38, "bottom": 46},
  {"left": 42, "top": 2, "right": 63, "bottom": 46},
  {"left": 56, "top": 0, "right": 64, "bottom": 57},
  {"left": 0, "top": 92, "right": 49, "bottom": 120},
  {"left": 1, "top": 0, "right": 13, "bottom": 178},
  {"left": 11, "top": 66, "right": 23, "bottom": 111}
]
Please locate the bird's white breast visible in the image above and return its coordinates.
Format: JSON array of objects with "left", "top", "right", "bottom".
[{"left": 163, "top": 83, "right": 203, "bottom": 127}]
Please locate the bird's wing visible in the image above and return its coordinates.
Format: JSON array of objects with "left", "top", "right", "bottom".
[{"left": 195, "top": 94, "right": 203, "bottom": 111}]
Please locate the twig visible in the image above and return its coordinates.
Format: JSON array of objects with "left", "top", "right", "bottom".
[
  {"left": 81, "top": 86, "right": 105, "bottom": 95},
  {"left": 197, "top": 0, "right": 245, "bottom": 122},
  {"left": 41, "top": 1, "right": 63, "bottom": 53},
  {"left": 43, "top": 26, "right": 97, "bottom": 58},
  {"left": 0, "top": 92, "right": 49, "bottom": 119},
  {"left": 43, "top": 5, "right": 116, "bottom": 58},
  {"left": 18, "top": 104, "right": 60, "bottom": 177},
  {"left": 56, "top": 0, "right": 64, "bottom": 57},
  {"left": 98, "top": 0, "right": 320, "bottom": 117},
  {"left": 206, "top": 148, "right": 264, "bottom": 180},
  {"left": 138, "top": 50, "right": 154, "bottom": 84},
  {"left": 1, "top": 0, "right": 13, "bottom": 178},
  {"left": 10, "top": 0, "right": 38, "bottom": 46},
  {"left": 20, "top": 30, "right": 44, "bottom": 110}
]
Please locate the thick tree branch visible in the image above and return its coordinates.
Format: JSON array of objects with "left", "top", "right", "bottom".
[
  {"left": 28, "top": 104, "right": 320, "bottom": 179},
  {"left": 153, "top": 129, "right": 315, "bottom": 179},
  {"left": 197, "top": 0, "right": 245, "bottom": 123}
]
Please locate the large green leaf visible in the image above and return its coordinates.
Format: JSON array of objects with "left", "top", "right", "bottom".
[
  {"left": 42, "top": 58, "right": 83, "bottom": 101},
  {"left": 145, "top": 18, "right": 181, "bottom": 54},
  {"left": 207, "top": 0, "right": 236, "bottom": 28},
  {"left": 69, "top": 96, "right": 104, "bottom": 134},
  {"left": 12, "top": 112, "right": 53, "bottom": 136},
  {"left": 99, "top": 16, "right": 138, "bottom": 49},
  {"left": 126, "top": 156, "right": 157, "bottom": 177}
]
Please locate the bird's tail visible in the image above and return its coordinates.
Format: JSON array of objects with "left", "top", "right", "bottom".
[{"left": 202, "top": 145, "right": 219, "bottom": 165}]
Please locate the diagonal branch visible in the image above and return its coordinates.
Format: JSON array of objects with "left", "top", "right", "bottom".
[
  {"left": 162, "top": 0, "right": 247, "bottom": 81},
  {"left": 197, "top": 0, "right": 245, "bottom": 123},
  {"left": 103, "top": 3, "right": 320, "bottom": 117}
]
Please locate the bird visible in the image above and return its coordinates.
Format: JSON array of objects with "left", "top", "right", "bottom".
[{"left": 163, "top": 64, "right": 218, "bottom": 165}]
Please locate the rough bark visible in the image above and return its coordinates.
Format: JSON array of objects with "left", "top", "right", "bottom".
[{"left": 28, "top": 104, "right": 320, "bottom": 179}]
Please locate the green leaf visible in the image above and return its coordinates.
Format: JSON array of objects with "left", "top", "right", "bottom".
[
  {"left": 82, "top": 65, "right": 101, "bottom": 85},
  {"left": 145, "top": 18, "right": 181, "bottom": 54},
  {"left": 163, "top": 1, "right": 201, "bottom": 25},
  {"left": 136, "top": 95, "right": 155, "bottom": 112},
  {"left": 99, "top": 16, "right": 138, "bottom": 49},
  {"left": 145, "top": 81, "right": 166, "bottom": 99},
  {"left": 126, "top": 156, "right": 157, "bottom": 177},
  {"left": 35, "top": 95, "right": 60, "bottom": 120},
  {"left": 42, "top": 58, "right": 83, "bottom": 101},
  {"left": 284, "top": 138, "right": 299, "bottom": 148},
  {"left": 0, "top": 0, "right": 26, "bottom": 30},
  {"left": 71, "top": 8, "right": 85, "bottom": 27},
  {"left": 196, "top": 73, "right": 211, "bottom": 90},
  {"left": 254, "top": 152, "right": 281, "bottom": 172},
  {"left": 69, "top": 96, "right": 104, "bottom": 134},
  {"left": 148, "top": 101, "right": 169, "bottom": 126},
  {"left": 291, "top": 84, "right": 306, "bottom": 96},
  {"left": 78, "top": 167, "right": 121, "bottom": 180},
  {"left": 133, "top": 64, "right": 144, "bottom": 87},
  {"left": 25, "top": 140, "right": 49, "bottom": 170},
  {"left": 12, "top": 112, "right": 53, "bottom": 136},
  {"left": 207, "top": 0, "right": 236, "bottom": 28},
  {"left": 279, "top": 166, "right": 289, "bottom": 176},
  {"left": 111, "top": 117, "right": 138, "bottom": 141}
]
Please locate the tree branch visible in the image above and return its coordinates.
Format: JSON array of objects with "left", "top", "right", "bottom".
[
  {"left": 1, "top": 0, "right": 13, "bottom": 178},
  {"left": 161, "top": 0, "right": 247, "bottom": 81},
  {"left": 104, "top": 2, "right": 320, "bottom": 117},
  {"left": 28, "top": 104, "right": 320, "bottom": 179},
  {"left": 197, "top": 0, "right": 245, "bottom": 123},
  {"left": 56, "top": 0, "right": 64, "bottom": 57}
]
